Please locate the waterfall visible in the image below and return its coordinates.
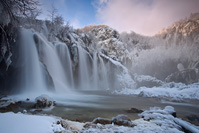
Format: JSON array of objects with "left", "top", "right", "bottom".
[
  {"left": 18, "top": 29, "right": 47, "bottom": 94},
  {"left": 36, "top": 34, "right": 71, "bottom": 93},
  {"left": 99, "top": 56, "right": 109, "bottom": 89},
  {"left": 92, "top": 52, "right": 98, "bottom": 89},
  {"left": 15, "top": 29, "right": 122, "bottom": 95},
  {"left": 77, "top": 46, "right": 91, "bottom": 90},
  {"left": 55, "top": 43, "right": 74, "bottom": 89}
]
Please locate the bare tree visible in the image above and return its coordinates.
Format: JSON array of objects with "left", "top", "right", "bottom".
[
  {"left": 48, "top": 3, "right": 58, "bottom": 23},
  {"left": 54, "top": 15, "right": 64, "bottom": 26}
]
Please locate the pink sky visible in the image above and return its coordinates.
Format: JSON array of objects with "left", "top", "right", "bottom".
[{"left": 96, "top": 0, "right": 199, "bottom": 35}]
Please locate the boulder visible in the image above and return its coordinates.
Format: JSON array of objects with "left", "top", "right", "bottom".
[
  {"left": 164, "top": 106, "right": 176, "bottom": 117},
  {"left": 35, "top": 95, "right": 54, "bottom": 108},
  {"left": 165, "top": 68, "right": 198, "bottom": 84},
  {"left": 92, "top": 117, "right": 112, "bottom": 125},
  {"left": 112, "top": 114, "right": 134, "bottom": 127}
]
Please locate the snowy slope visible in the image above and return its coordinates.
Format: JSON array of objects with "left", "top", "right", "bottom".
[{"left": 0, "top": 112, "right": 64, "bottom": 133}]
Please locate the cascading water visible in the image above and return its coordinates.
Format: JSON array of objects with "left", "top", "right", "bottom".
[
  {"left": 92, "top": 52, "right": 98, "bottom": 89},
  {"left": 77, "top": 46, "right": 91, "bottom": 89},
  {"left": 35, "top": 34, "right": 71, "bottom": 93},
  {"left": 16, "top": 28, "right": 118, "bottom": 96},
  {"left": 55, "top": 42, "right": 74, "bottom": 89},
  {"left": 18, "top": 29, "right": 47, "bottom": 94},
  {"left": 99, "top": 56, "right": 109, "bottom": 89}
]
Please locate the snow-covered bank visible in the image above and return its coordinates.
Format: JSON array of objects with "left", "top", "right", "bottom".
[
  {"left": 0, "top": 106, "right": 198, "bottom": 133},
  {"left": 0, "top": 112, "right": 64, "bottom": 133},
  {"left": 114, "top": 82, "right": 199, "bottom": 101},
  {"left": 83, "top": 106, "right": 199, "bottom": 133}
]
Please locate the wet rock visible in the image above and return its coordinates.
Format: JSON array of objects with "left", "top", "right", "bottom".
[
  {"left": 83, "top": 122, "right": 97, "bottom": 128},
  {"left": 112, "top": 114, "right": 135, "bottom": 127},
  {"left": 71, "top": 44, "right": 78, "bottom": 70},
  {"left": 26, "top": 98, "right": 30, "bottom": 101},
  {"left": 186, "top": 115, "right": 199, "bottom": 126},
  {"left": 126, "top": 107, "right": 143, "bottom": 113},
  {"left": 165, "top": 69, "right": 198, "bottom": 84},
  {"left": 35, "top": 95, "right": 54, "bottom": 108},
  {"left": 60, "top": 120, "right": 68, "bottom": 129},
  {"left": 41, "top": 63, "right": 55, "bottom": 91},
  {"left": 92, "top": 117, "right": 112, "bottom": 125},
  {"left": 56, "top": 121, "right": 61, "bottom": 124}
]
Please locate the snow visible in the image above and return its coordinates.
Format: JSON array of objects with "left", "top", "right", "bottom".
[
  {"left": 83, "top": 106, "right": 199, "bottom": 133},
  {"left": 1, "top": 106, "right": 198, "bottom": 133},
  {"left": 134, "top": 74, "right": 163, "bottom": 84},
  {"left": 114, "top": 82, "right": 199, "bottom": 101},
  {"left": 113, "top": 82, "right": 199, "bottom": 101},
  {"left": 0, "top": 112, "right": 64, "bottom": 133},
  {"left": 100, "top": 53, "right": 136, "bottom": 89}
]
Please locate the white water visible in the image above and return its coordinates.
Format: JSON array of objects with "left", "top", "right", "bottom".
[
  {"left": 55, "top": 42, "right": 74, "bottom": 89},
  {"left": 18, "top": 29, "right": 47, "bottom": 94},
  {"left": 77, "top": 46, "right": 91, "bottom": 90},
  {"left": 92, "top": 52, "right": 98, "bottom": 89},
  {"left": 99, "top": 56, "right": 109, "bottom": 89},
  {"left": 17, "top": 29, "right": 113, "bottom": 96},
  {"left": 35, "top": 34, "right": 70, "bottom": 93}
]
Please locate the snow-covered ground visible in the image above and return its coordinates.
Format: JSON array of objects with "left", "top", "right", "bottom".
[
  {"left": 0, "top": 112, "right": 65, "bottom": 133},
  {"left": 0, "top": 106, "right": 198, "bottom": 133},
  {"left": 114, "top": 82, "right": 199, "bottom": 101}
]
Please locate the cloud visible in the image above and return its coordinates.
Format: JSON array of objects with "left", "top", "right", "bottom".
[
  {"left": 96, "top": 0, "right": 199, "bottom": 35},
  {"left": 70, "top": 18, "right": 81, "bottom": 28}
]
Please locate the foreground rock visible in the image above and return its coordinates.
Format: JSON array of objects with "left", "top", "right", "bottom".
[
  {"left": 87, "top": 114, "right": 135, "bottom": 127},
  {"left": 112, "top": 114, "right": 135, "bottom": 127},
  {"left": 92, "top": 117, "right": 112, "bottom": 125},
  {"left": 35, "top": 95, "right": 55, "bottom": 108}
]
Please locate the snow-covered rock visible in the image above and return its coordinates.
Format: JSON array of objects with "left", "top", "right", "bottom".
[
  {"left": 83, "top": 106, "right": 199, "bottom": 133},
  {"left": 166, "top": 68, "right": 199, "bottom": 84},
  {"left": 114, "top": 82, "right": 199, "bottom": 101},
  {"left": 134, "top": 74, "right": 164, "bottom": 88},
  {"left": 35, "top": 95, "right": 54, "bottom": 108},
  {"left": 112, "top": 114, "right": 134, "bottom": 127}
]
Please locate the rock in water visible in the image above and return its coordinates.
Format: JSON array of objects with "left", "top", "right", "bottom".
[{"left": 35, "top": 95, "right": 54, "bottom": 108}]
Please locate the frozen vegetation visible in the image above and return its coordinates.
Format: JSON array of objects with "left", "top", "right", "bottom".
[{"left": 114, "top": 82, "right": 199, "bottom": 101}]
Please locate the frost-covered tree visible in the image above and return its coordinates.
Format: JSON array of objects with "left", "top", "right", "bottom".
[
  {"left": 0, "top": 0, "right": 40, "bottom": 23},
  {"left": 54, "top": 15, "right": 64, "bottom": 26},
  {"left": 48, "top": 4, "right": 58, "bottom": 23}
]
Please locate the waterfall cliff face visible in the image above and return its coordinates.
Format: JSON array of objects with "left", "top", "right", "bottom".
[{"left": 14, "top": 28, "right": 116, "bottom": 95}]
